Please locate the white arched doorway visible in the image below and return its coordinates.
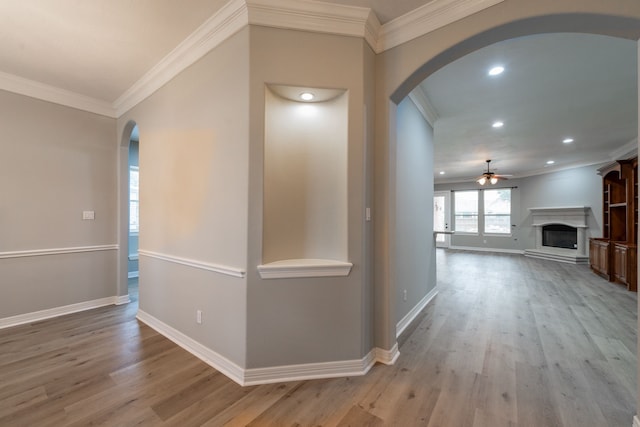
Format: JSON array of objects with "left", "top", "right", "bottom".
[{"left": 117, "top": 120, "right": 139, "bottom": 303}]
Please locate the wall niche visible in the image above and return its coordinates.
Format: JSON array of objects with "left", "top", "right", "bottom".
[{"left": 259, "top": 84, "right": 352, "bottom": 279}]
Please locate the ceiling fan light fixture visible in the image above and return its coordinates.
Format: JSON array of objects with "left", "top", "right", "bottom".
[{"left": 476, "top": 159, "right": 506, "bottom": 185}]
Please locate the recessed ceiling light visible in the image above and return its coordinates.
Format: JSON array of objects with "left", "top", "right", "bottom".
[
  {"left": 547, "top": 160, "right": 555, "bottom": 165},
  {"left": 300, "top": 92, "right": 315, "bottom": 101},
  {"left": 563, "top": 138, "right": 574, "bottom": 144},
  {"left": 492, "top": 121, "right": 504, "bottom": 128},
  {"left": 439, "top": 171, "right": 445, "bottom": 175},
  {"left": 488, "top": 66, "right": 505, "bottom": 76}
]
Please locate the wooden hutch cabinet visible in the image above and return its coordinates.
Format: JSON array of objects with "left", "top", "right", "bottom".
[{"left": 589, "top": 157, "right": 638, "bottom": 291}]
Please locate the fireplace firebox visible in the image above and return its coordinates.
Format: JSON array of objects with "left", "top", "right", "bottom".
[{"left": 542, "top": 224, "right": 577, "bottom": 249}]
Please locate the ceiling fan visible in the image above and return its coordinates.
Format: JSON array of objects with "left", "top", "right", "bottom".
[{"left": 476, "top": 159, "right": 510, "bottom": 185}]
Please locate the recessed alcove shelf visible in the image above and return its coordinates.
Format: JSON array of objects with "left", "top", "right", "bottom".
[
  {"left": 262, "top": 84, "right": 349, "bottom": 276},
  {"left": 257, "top": 259, "right": 353, "bottom": 279}
]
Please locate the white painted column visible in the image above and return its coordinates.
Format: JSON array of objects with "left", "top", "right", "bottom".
[
  {"left": 535, "top": 226, "right": 543, "bottom": 250},
  {"left": 577, "top": 227, "right": 587, "bottom": 257}
]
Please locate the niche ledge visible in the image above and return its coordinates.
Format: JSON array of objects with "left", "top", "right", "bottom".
[{"left": 257, "top": 259, "right": 353, "bottom": 279}]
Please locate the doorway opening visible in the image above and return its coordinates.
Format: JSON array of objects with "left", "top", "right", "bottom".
[
  {"left": 128, "top": 125, "right": 140, "bottom": 302},
  {"left": 117, "top": 120, "right": 139, "bottom": 305},
  {"left": 433, "top": 190, "right": 451, "bottom": 248}
]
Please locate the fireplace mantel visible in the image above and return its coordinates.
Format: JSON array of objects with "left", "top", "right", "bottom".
[
  {"left": 524, "top": 206, "right": 590, "bottom": 264},
  {"left": 529, "top": 206, "right": 589, "bottom": 228}
]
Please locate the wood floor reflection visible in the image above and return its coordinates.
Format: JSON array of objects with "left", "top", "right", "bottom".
[{"left": 0, "top": 250, "right": 636, "bottom": 426}]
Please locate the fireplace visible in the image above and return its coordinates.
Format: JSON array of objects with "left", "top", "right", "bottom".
[
  {"left": 542, "top": 224, "right": 578, "bottom": 249},
  {"left": 524, "top": 207, "right": 590, "bottom": 264}
]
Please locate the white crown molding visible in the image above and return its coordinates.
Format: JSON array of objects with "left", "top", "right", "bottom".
[
  {"left": 408, "top": 84, "right": 439, "bottom": 126},
  {"left": 0, "top": 296, "right": 123, "bottom": 330},
  {"left": 138, "top": 249, "right": 246, "bottom": 278},
  {"left": 137, "top": 310, "right": 246, "bottom": 385},
  {"left": 257, "top": 258, "right": 353, "bottom": 279},
  {"left": 0, "top": 244, "right": 118, "bottom": 259},
  {"left": 113, "top": 0, "right": 503, "bottom": 114},
  {"left": 0, "top": 71, "right": 116, "bottom": 118},
  {"left": 0, "top": 0, "right": 505, "bottom": 117},
  {"left": 247, "top": 0, "right": 380, "bottom": 49},
  {"left": 113, "top": 0, "right": 249, "bottom": 116},
  {"left": 378, "top": 0, "right": 506, "bottom": 52},
  {"left": 609, "top": 138, "right": 638, "bottom": 160},
  {"left": 396, "top": 287, "right": 438, "bottom": 337}
]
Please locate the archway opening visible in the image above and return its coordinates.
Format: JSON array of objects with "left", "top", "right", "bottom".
[
  {"left": 128, "top": 125, "right": 140, "bottom": 301},
  {"left": 117, "top": 120, "right": 139, "bottom": 304},
  {"left": 387, "top": 11, "right": 640, "bottom": 426}
]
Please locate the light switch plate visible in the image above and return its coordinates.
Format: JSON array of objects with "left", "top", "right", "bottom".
[{"left": 82, "top": 211, "right": 95, "bottom": 220}]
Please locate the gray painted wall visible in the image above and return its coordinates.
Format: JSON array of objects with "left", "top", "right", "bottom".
[
  {"left": 245, "top": 26, "right": 373, "bottom": 368},
  {"left": 435, "top": 163, "right": 605, "bottom": 252},
  {"left": 395, "top": 97, "right": 436, "bottom": 324},
  {"left": 0, "top": 89, "right": 117, "bottom": 318},
  {"left": 118, "top": 28, "right": 251, "bottom": 367}
]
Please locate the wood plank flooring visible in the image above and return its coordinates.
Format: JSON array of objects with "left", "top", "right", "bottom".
[{"left": 0, "top": 251, "right": 637, "bottom": 426}]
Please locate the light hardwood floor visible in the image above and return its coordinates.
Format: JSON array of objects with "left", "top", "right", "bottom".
[{"left": 0, "top": 251, "right": 637, "bottom": 426}]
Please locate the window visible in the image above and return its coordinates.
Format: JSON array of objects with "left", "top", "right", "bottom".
[
  {"left": 130, "top": 166, "right": 139, "bottom": 233},
  {"left": 484, "top": 188, "right": 511, "bottom": 234},
  {"left": 454, "top": 191, "right": 478, "bottom": 233}
]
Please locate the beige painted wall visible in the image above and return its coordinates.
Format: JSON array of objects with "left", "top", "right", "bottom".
[
  {"left": 0, "top": 89, "right": 117, "bottom": 318},
  {"left": 246, "top": 26, "right": 373, "bottom": 368},
  {"left": 117, "top": 28, "right": 250, "bottom": 366}
]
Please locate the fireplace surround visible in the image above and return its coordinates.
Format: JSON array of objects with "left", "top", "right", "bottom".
[{"left": 524, "top": 206, "right": 590, "bottom": 264}]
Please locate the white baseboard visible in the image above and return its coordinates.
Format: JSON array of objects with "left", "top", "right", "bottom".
[
  {"left": 396, "top": 287, "right": 438, "bottom": 337},
  {"left": 128, "top": 271, "right": 139, "bottom": 279},
  {"left": 136, "top": 310, "right": 246, "bottom": 385},
  {"left": 375, "top": 342, "right": 400, "bottom": 365},
  {"left": 244, "top": 350, "right": 377, "bottom": 386},
  {"left": 633, "top": 415, "right": 640, "bottom": 427},
  {"left": 0, "top": 296, "right": 123, "bottom": 329},
  {"left": 114, "top": 295, "right": 131, "bottom": 305},
  {"left": 137, "top": 309, "right": 399, "bottom": 386},
  {"left": 449, "top": 245, "right": 524, "bottom": 255}
]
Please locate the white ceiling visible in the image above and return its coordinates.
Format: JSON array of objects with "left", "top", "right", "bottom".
[
  {"left": 0, "top": 0, "right": 229, "bottom": 102},
  {"left": 0, "top": 1, "right": 637, "bottom": 182},
  {"left": 422, "top": 32, "right": 638, "bottom": 183}
]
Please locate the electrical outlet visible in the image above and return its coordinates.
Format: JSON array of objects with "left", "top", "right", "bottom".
[
  {"left": 403, "top": 289, "right": 407, "bottom": 301},
  {"left": 196, "top": 310, "right": 202, "bottom": 324}
]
